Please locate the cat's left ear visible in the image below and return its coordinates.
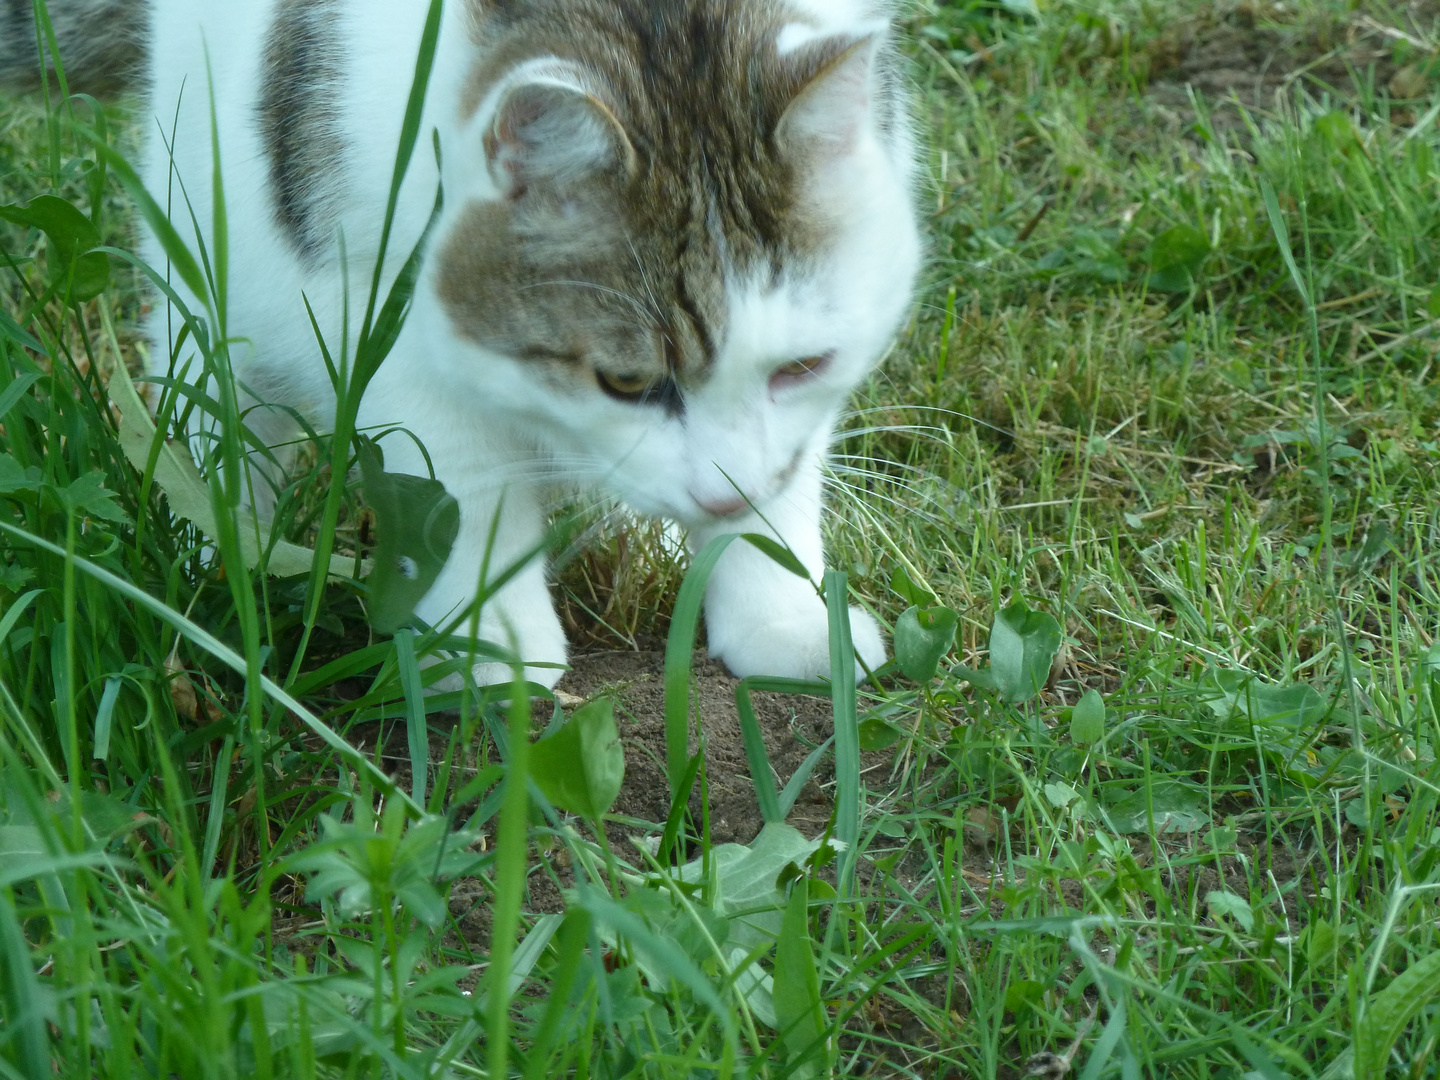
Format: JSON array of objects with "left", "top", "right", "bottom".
[
  {"left": 775, "top": 32, "right": 883, "bottom": 161},
  {"left": 484, "top": 65, "right": 636, "bottom": 198}
]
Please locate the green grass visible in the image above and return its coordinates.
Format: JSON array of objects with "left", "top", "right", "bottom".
[{"left": 4, "top": 0, "right": 1440, "bottom": 1076}]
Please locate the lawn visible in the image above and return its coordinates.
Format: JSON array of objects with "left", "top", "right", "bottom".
[{"left": 2, "top": 0, "right": 1440, "bottom": 1077}]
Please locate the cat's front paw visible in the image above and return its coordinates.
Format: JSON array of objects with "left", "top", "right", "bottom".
[
  {"left": 468, "top": 606, "right": 569, "bottom": 689},
  {"left": 417, "top": 586, "right": 569, "bottom": 691},
  {"left": 424, "top": 652, "right": 567, "bottom": 694},
  {"left": 706, "top": 600, "right": 885, "bottom": 682}
]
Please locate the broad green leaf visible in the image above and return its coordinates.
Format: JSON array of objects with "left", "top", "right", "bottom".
[
  {"left": 1354, "top": 950, "right": 1440, "bottom": 1079},
  {"left": 1205, "top": 825, "right": 1239, "bottom": 850},
  {"left": 0, "top": 455, "right": 41, "bottom": 495},
  {"left": 1146, "top": 224, "right": 1211, "bottom": 293},
  {"left": 1343, "top": 799, "right": 1372, "bottom": 829},
  {"left": 1108, "top": 781, "right": 1209, "bottom": 834},
  {"left": 0, "top": 195, "right": 110, "bottom": 300},
  {"left": 1004, "top": 979, "right": 1046, "bottom": 1014},
  {"left": 356, "top": 437, "right": 459, "bottom": 633},
  {"left": 55, "top": 472, "right": 128, "bottom": 523},
  {"left": 74, "top": 789, "right": 150, "bottom": 840},
  {"left": 574, "top": 886, "right": 733, "bottom": 1029},
  {"left": 1205, "top": 890, "right": 1255, "bottom": 932},
  {"left": 626, "top": 888, "right": 731, "bottom": 968},
  {"left": 893, "top": 604, "right": 958, "bottom": 683},
  {"left": 0, "top": 563, "right": 32, "bottom": 591},
  {"left": 530, "top": 697, "right": 625, "bottom": 820},
  {"left": 675, "top": 822, "right": 824, "bottom": 951},
  {"left": 772, "top": 877, "right": 828, "bottom": 1076},
  {"left": 951, "top": 664, "right": 998, "bottom": 691},
  {"left": 989, "top": 601, "right": 1061, "bottom": 703},
  {"left": 858, "top": 717, "right": 903, "bottom": 751},
  {"left": 729, "top": 944, "right": 777, "bottom": 1028},
  {"left": 0, "top": 195, "right": 98, "bottom": 257},
  {"left": 889, "top": 564, "right": 938, "bottom": 609},
  {"left": 1071, "top": 689, "right": 1106, "bottom": 743},
  {"left": 0, "top": 826, "right": 44, "bottom": 860},
  {"left": 1204, "top": 671, "right": 1329, "bottom": 729},
  {"left": 1044, "top": 782, "right": 1079, "bottom": 809}
]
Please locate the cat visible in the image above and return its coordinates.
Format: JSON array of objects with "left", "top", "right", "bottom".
[{"left": 2, "top": 0, "right": 922, "bottom": 688}]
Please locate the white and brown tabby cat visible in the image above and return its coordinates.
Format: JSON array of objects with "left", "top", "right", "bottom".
[{"left": 2, "top": 0, "right": 922, "bottom": 687}]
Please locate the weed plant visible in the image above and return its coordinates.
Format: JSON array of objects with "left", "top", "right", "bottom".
[{"left": 3, "top": 0, "right": 1440, "bottom": 1077}]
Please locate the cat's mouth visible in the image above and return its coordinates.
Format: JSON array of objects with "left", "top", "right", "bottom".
[{"left": 679, "top": 447, "right": 807, "bottom": 524}]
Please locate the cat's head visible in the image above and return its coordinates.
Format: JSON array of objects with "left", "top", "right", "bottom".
[{"left": 432, "top": 0, "right": 920, "bottom": 525}]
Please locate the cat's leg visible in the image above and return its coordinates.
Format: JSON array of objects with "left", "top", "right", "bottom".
[
  {"left": 232, "top": 394, "right": 303, "bottom": 522},
  {"left": 693, "top": 444, "right": 884, "bottom": 682},
  {"left": 148, "top": 333, "right": 302, "bottom": 525},
  {"left": 366, "top": 415, "right": 568, "bottom": 689},
  {"left": 419, "top": 476, "right": 568, "bottom": 689}
]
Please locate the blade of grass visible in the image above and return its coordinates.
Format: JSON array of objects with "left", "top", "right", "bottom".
[
  {"left": 522, "top": 909, "right": 594, "bottom": 1080},
  {"left": 662, "top": 533, "right": 741, "bottom": 798},
  {"left": 824, "top": 569, "right": 859, "bottom": 899},
  {"left": 734, "top": 676, "right": 831, "bottom": 825},
  {"left": 394, "top": 629, "right": 428, "bottom": 805},
  {"left": 486, "top": 672, "right": 532, "bottom": 1080},
  {"left": 0, "top": 518, "right": 420, "bottom": 814}
]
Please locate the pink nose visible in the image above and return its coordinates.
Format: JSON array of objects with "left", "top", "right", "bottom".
[{"left": 693, "top": 494, "right": 750, "bottom": 519}]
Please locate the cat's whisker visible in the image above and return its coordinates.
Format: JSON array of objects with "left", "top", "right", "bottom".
[
  {"left": 624, "top": 234, "right": 666, "bottom": 325},
  {"left": 841, "top": 403, "right": 1015, "bottom": 439},
  {"left": 822, "top": 474, "right": 955, "bottom": 524}
]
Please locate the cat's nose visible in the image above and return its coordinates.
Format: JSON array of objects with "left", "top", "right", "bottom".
[{"left": 692, "top": 493, "right": 750, "bottom": 519}]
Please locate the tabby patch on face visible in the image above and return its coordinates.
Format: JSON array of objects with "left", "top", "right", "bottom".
[
  {"left": 438, "top": 0, "right": 880, "bottom": 405},
  {"left": 258, "top": 0, "right": 347, "bottom": 263},
  {"left": 435, "top": 192, "right": 720, "bottom": 414}
]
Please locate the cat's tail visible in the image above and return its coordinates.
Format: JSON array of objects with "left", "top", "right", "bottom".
[{"left": 0, "top": 0, "right": 147, "bottom": 95}]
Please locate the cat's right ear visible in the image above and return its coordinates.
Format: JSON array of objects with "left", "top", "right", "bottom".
[
  {"left": 775, "top": 31, "right": 883, "bottom": 163},
  {"left": 484, "top": 69, "right": 636, "bottom": 198}
]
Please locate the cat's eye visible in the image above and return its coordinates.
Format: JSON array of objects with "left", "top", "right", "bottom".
[
  {"left": 770, "top": 352, "right": 834, "bottom": 390},
  {"left": 596, "top": 369, "right": 663, "bottom": 402}
]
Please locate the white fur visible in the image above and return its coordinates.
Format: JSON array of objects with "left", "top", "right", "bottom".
[{"left": 139, "top": 0, "right": 920, "bottom": 688}]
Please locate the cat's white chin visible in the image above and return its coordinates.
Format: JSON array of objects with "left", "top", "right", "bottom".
[{"left": 706, "top": 603, "right": 885, "bottom": 684}]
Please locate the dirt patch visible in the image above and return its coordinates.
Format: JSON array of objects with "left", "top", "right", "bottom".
[
  {"left": 430, "top": 648, "right": 852, "bottom": 947},
  {"left": 1145, "top": 2, "right": 1439, "bottom": 131},
  {"left": 340, "top": 646, "right": 845, "bottom": 848},
  {"left": 556, "top": 649, "right": 839, "bottom": 845}
]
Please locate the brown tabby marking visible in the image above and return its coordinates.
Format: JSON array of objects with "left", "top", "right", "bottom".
[
  {"left": 258, "top": 0, "right": 347, "bottom": 262},
  {"left": 0, "top": 0, "right": 148, "bottom": 94}
]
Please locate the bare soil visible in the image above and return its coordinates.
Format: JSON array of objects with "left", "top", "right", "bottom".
[
  {"left": 1144, "top": 1, "right": 1440, "bottom": 132},
  {"left": 556, "top": 649, "right": 839, "bottom": 844}
]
